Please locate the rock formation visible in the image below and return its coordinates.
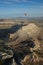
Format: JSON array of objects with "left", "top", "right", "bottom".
[{"left": 0, "top": 23, "right": 43, "bottom": 65}]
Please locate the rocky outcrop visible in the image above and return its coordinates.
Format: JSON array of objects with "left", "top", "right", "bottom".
[
  {"left": 9, "top": 23, "right": 41, "bottom": 51},
  {"left": 21, "top": 54, "right": 43, "bottom": 65},
  {"left": 0, "top": 23, "right": 43, "bottom": 65},
  {"left": 0, "top": 48, "right": 13, "bottom": 65}
]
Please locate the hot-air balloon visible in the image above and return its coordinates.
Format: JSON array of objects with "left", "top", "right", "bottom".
[{"left": 24, "top": 13, "right": 27, "bottom": 16}]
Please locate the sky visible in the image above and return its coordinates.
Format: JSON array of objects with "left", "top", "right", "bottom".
[{"left": 0, "top": 0, "right": 43, "bottom": 18}]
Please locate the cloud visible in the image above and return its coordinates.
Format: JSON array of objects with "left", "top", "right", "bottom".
[
  {"left": 0, "top": 0, "right": 15, "bottom": 4},
  {"left": 0, "top": 0, "right": 42, "bottom": 5},
  {"left": 0, "top": 0, "right": 30, "bottom": 4}
]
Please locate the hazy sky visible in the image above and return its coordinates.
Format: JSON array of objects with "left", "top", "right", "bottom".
[{"left": 0, "top": 0, "right": 43, "bottom": 18}]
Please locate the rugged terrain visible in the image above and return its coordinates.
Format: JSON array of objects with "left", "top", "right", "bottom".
[{"left": 0, "top": 18, "right": 43, "bottom": 65}]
